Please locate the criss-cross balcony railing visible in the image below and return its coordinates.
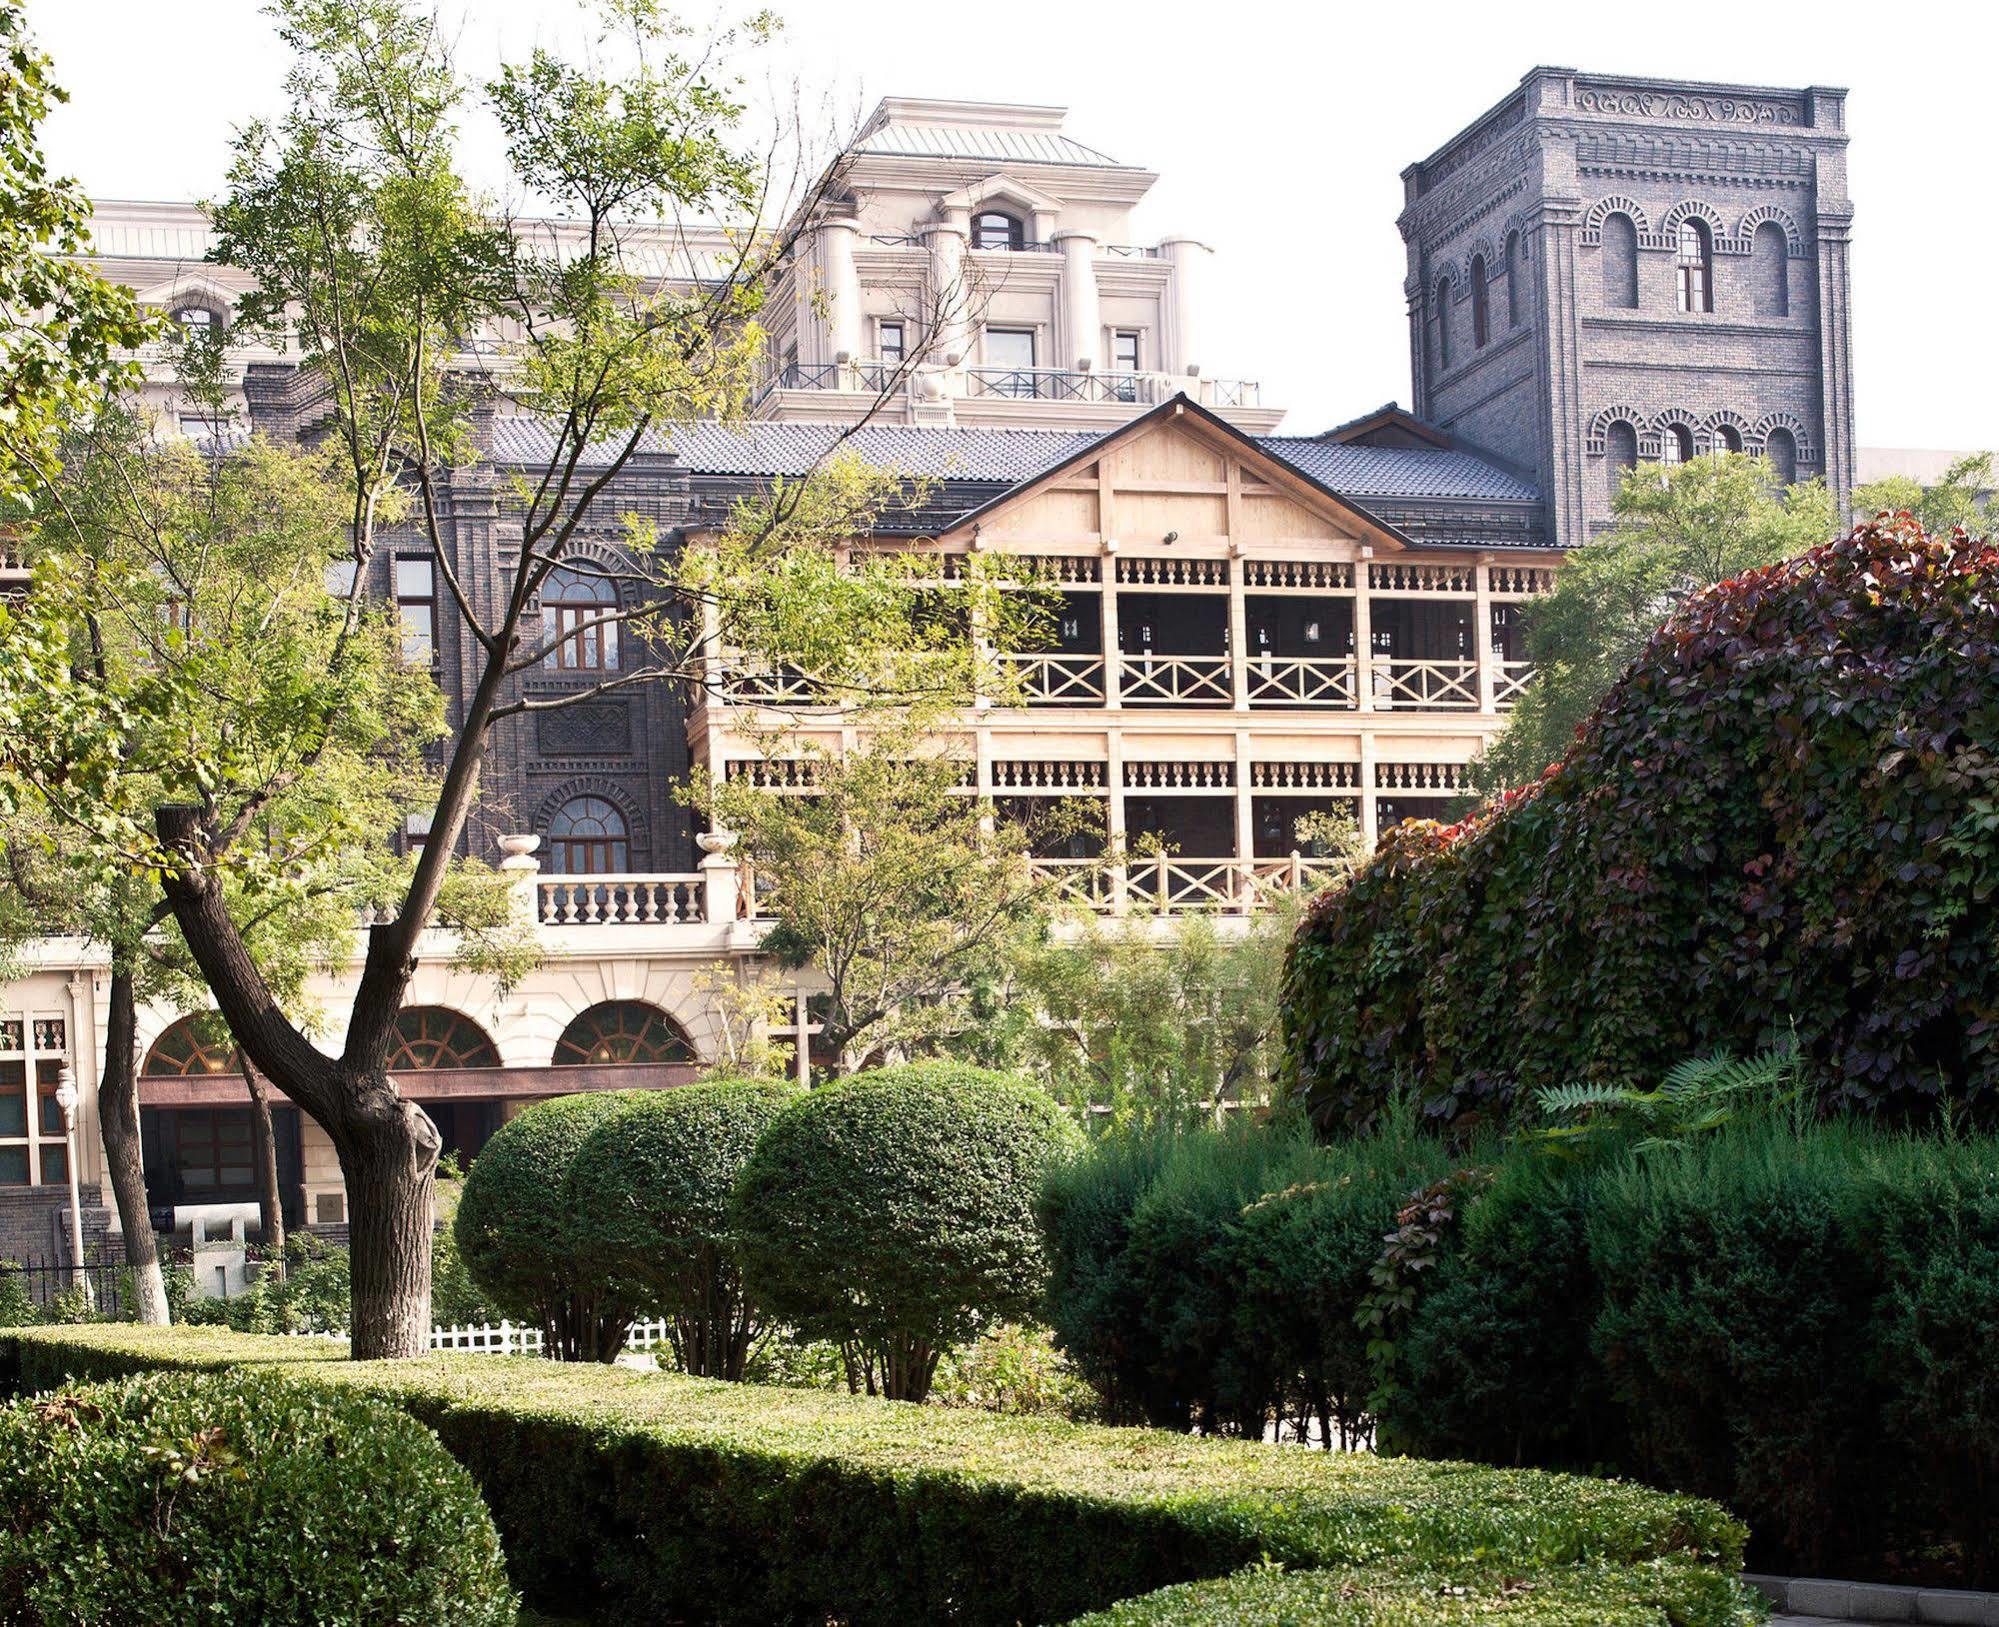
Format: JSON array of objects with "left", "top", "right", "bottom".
[
  {"left": 538, "top": 875, "right": 706, "bottom": 926},
  {"left": 1029, "top": 856, "right": 1345, "bottom": 916},
  {"left": 965, "top": 367, "right": 1155, "bottom": 404},
  {"left": 1494, "top": 660, "right": 1535, "bottom": 709},
  {"left": 1246, "top": 656, "right": 1357, "bottom": 709},
  {"left": 1120, "top": 654, "right": 1232, "bottom": 706},
  {"left": 999, "top": 653, "right": 1107, "bottom": 705},
  {"left": 1370, "top": 658, "right": 1480, "bottom": 711}
]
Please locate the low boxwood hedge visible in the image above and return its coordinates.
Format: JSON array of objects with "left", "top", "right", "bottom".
[
  {"left": 1060, "top": 1560, "right": 1759, "bottom": 1627},
  {"left": 0, "top": 1325, "right": 1750, "bottom": 1627}
]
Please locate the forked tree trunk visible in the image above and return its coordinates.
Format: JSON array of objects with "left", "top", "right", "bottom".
[
  {"left": 99, "top": 968, "right": 170, "bottom": 1325},
  {"left": 238, "top": 1053, "right": 286, "bottom": 1264}
]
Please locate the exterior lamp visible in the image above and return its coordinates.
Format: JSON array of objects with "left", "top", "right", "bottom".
[{"left": 54, "top": 1061, "right": 91, "bottom": 1304}]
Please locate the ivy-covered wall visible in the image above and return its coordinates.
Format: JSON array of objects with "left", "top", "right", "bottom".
[{"left": 1283, "top": 520, "right": 1999, "bottom": 1131}]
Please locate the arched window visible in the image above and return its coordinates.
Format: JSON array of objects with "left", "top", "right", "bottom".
[
  {"left": 1766, "top": 428, "right": 1798, "bottom": 485},
  {"left": 1676, "top": 219, "right": 1713, "bottom": 314},
  {"left": 1505, "top": 231, "right": 1523, "bottom": 328},
  {"left": 1660, "top": 424, "right": 1695, "bottom": 466},
  {"left": 1751, "top": 221, "right": 1789, "bottom": 318},
  {"left": 173, "top": 304, "right": 224, "bottom": 344},
  {"left": 547, "top": 795, "right": 629, "bottom": 874},
  {"left": 1604, "top": 420, "right": 1639, "bottom": 500},
  {"left": 143, "top": 1014, "right": 236, "bottom": 1076},
  {"left": 542, "top": 566, "right": 619, "bottom": 672},
  {"left": 1601, "top": 212, "right": 1638, "bottom": 309},
  {"left": 1716, "top": 424, "right": 1744, "bottom": 455},
  {"left": 1434, "top": 274, "right": 1453, "bottom": 371},
  {"left": 386, "top": 1007, "right": 500, "bottom": 1071},
  {"left": 972, "top": 210, "right": 1024, "bottom": 251},
  {"left": 1470, "top": 254, "right": 1490, "bottom": 349},
  {"left": 552, "top": 1001, "right": 694, "bottom": 1067}
]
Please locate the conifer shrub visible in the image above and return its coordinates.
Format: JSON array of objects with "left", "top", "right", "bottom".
[
  {"left": 1284, "top": 520, "right": 1999, "bottom": 1131},
  {"left": 564, "top": 1077, "right": 795, "bottom": 1378},
  {"left": 731, "top": 1062, "right": 1081, "bottom": 1400}
]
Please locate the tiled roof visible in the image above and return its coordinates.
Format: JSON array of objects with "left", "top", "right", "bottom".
[
  {"left": 853, "top": 109, "right": 1125, "bottom": 170},
  {"left": 1261, "top": 439, "right": 1539, "bottom": 503},
  {"left": 487, "top": 417, "right": 1539, "bottom": 508}
]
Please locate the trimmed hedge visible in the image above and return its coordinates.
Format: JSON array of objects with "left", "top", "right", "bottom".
[
  {"left": 732, "top": 1061, "right": 1082, "bottom": 1400},
  {"left": 1060, "top": 1560, "right": 1759, "bottom": 1627},
  {"left": 455, "top": 1090, "right": 644, "bottom": 1360},
  {"left": 0, "top": 1325, "right": 1749, "bottom": 1627},
  {"left": 1284, "top": 520, "right": 1999, "bottom": 1131},
  {"left": 565, "top": 1078, "right": 795, "bottom": 1378},
  {"left": 0, "top": 1367, "right": 516, "bottom": 1624}
]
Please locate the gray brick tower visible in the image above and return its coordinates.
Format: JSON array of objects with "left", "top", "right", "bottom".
[{"left": 1398, "top": 68, "right": 1855, "bottom": 546}]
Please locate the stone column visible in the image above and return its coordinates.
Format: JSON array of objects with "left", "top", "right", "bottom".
[
  {"left": 818, "top": 213, "right": 864, "bottom": 378},
  {"left": 1054, "top": 230, "right": 1101, "bottom": 375},
  {"left": 925, "top": 213, "right": 972, "bottom": 383},
  {"left": 697, "top": 831, "right": 739, "bottom": 925},
  {"left": 497, "top": 834, "right": 542, "bottom": 925},
  {"left": 1159, "top": 237, "right": 1210, "bottom": 386}
]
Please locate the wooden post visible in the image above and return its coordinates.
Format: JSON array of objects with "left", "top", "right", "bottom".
[
  {"left": 1474, "top": 559, "right": 1496, "bottom": 714},
  {"left": 1353, "top": 552, "right": 1375, "bottom": 713}
]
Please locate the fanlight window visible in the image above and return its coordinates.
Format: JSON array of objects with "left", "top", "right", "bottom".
[
  {"left": 542, "top": 566, "right": 619, "bottom": 672},
  {"left": 552, "top": 1001, "right": 694, "bottom": 1067},
  {"left": 972, "top": 210, "right": 1024, "bottom": 250},
  {"left": 386, "top": 1007, "right": 500, "bottom": 1071},
  {"left": 547, "top": 796, "right": 629, "bottom": 874},
  {"left": 143, "top": 1014, "right": 236, "bottom": 1076}
]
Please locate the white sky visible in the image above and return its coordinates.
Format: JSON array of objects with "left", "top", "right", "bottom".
[{"left": 33, "top": 0, "right": 1998, "bottom": 451}]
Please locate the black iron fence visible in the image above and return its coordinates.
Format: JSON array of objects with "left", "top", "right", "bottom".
[{"left": 0, "top": 1251, "right": 137, "bottom": 1320}]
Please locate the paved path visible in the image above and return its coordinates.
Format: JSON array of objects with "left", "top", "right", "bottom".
[{"left": 1773, "top": 1619, "right": 1899, "bottom": 1626}]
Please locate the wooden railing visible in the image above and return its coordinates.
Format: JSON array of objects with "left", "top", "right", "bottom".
[
  {"left": 1120, "top": 654, "right": 1232, "bottom": 705},
  {"left": 1370, "top": 658, "right": 1480, "bottom": 710},
  {"left": 1000, "top": 652, "right": 1106, "bottom": 705},
  {"left": 1030, "top": 855, "right": 1342, "bottom": 915},
  {"left": 537, "top": 875, "right": 706, "bottom": 926},
  {"left": 1246, "top": 656, "right": 1357, "bottom": 708},
  {"left": 1494, "top": 660, "right": 1535, "bottom": 709}
]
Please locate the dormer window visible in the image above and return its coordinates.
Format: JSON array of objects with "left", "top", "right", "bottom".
[
  {"left": 972, "top": 210, "right": 1025, "bottom": 251},
  {"left": 173, "top": 304, "right": 223, "bottom": 342}
]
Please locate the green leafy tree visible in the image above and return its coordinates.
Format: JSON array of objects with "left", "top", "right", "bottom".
[
  {"left": 697, "top": 732, "right": 1090, "bottom": 1076},
  {"left": 1473, "top": 455, "right": 1836, "bottom": 796},
  {"left": 22, "top": 0, "right": 999, "bottom": 1357},
  {"left": 0, "top": 0, "right": 153, "bottom": 508},
  {"left": 1854, "top": 450, "right": 1993, "bottom": 538}
]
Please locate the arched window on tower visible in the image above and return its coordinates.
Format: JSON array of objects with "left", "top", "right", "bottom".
[
  {"left": 1676, "top": 219, "right": 1714, "bottom": 314},
  {"left": 1505, "top": 231, "right": 1523, "bottom": 327},
  {"left": 1716, "top": 425, "right": 1744, "bottom": 455},
  {"left": 1601, "top": 212, "right": 1638, "bottom": 309},
  {"left": 1751, "top": 221, "right": 1789, "bottom": 318},
  {"left": 1605, "top": 420, "right": 1639, "bottom": 502},
  {"left": 542, "top": 566, "right": 619, "bottom": 672},
  {"left": 1434, "top": 273, "right": 1453, "bottom": 371},
  {"left": 1470, "top": 255, "right": 1490, "bottom": 349},
  {"left": 1660, "top": 424, "right": 1695, "bottom": 466},
  {"left": 972, "top": 210, "right": 1024, "bottom": 251},
  {"left": 547, "top": 796, "right": 629, "bottom": 874},
  {"left": 1766, "top": 428, "right": 1798, "bottom": 485}
]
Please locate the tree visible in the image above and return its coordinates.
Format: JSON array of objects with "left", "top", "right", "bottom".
[
  {"left": 696, "top": 733, "right": 1088, "bottom": 1076},
  {"left": 0, "top": 0, "right": 153, "bottom": 508},
  {"left": 26, "top": 0, "right": 996, "bottom": 1356},
  {"left": 1473, "top": 454, "right": 1836, "bottom": 797},
  {"left": 1854, "top": 450, "right": 1993, "bottom": 538},
  {"left": 730, "top": 1062, "right": 1081, "bottom": 1401},
  {"left": 0, "top": 399, "right": 520, "bottom": 1321}
]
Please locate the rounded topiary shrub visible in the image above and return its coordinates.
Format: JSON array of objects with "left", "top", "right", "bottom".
[
  {"left": 565, "top": 1077, "right": 797, "bottom": 1378},
  {"left": 454, "top": 1089, "right": 644, "bottom": 1360},
  {"left": 0, "top": 1368, "right": 516, "bottom": 1625},
  {"left": 731, "top": 1061, "right": 1081, "bottom": 1401},
  {"left": 1284, "top": 519, "right": 1999, "bottom": 1131}
]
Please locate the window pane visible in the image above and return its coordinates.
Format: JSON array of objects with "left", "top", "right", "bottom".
[
  {"left": 1113, "top": 332, "right": 1140, "bottom": 370},
  {"left": 879, "top": 323, "right": 904, "bottom": 362},
  {"left": 395, "top": 559, "right": 434, "bottom": 597},
  {"left": 0, "top": 1146, "right": 26, "bottom": 1185},
  {"left": 986, "top": 328, "right": 1035, "bottom": 371},
  {"left": 325, "top": 559, "right": 359, "bottom": 598},
  {"left": 37, "top": 1060, "right": 63, "bottom": 1135},
  {"left": 0, "top": 1061, "right": 23, "bottom": 1138},
  {"left": 402, "top": 606, "right": 434, "bottom": 665},
  {"left": 38, "top": 1142, "right": 66, "bottom": 1186}
]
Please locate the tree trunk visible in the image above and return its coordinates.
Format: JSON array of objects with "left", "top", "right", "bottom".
[
  {"left": 334, "top": 1092, "right": 439, "bottom": 1361},
  {"left": 99, "top": 968, "right": 170, "bottom": 1325},
  {"left": 238, "top": 1053, "right": 286, "bottom": 1264}
]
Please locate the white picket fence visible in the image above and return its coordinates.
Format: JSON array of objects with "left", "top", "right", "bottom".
[{"left": 290, "top": 1316, "right": 676, "bottom": 1356}]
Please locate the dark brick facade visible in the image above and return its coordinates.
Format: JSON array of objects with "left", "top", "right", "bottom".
[{"left": 1398, "top": 68, "right": 1856, "bottom": 546}]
